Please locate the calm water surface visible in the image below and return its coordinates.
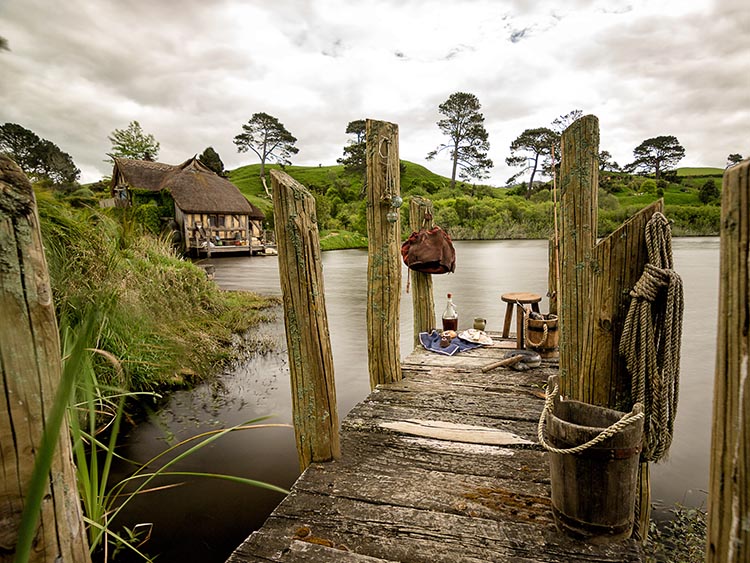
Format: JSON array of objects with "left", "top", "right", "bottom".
[{"left": 116, "top": 238, "right": 718, "bottom": 562}]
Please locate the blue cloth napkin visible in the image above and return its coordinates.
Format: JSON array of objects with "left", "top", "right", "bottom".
[{"left": 419, "top": 330, "right": 482, "bottom": 356}]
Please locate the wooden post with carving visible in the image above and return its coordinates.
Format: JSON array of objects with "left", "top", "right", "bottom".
[
  {"left": 0, "top": 156, "right": 91, "bottom": 563},
  {"left": 271, "top": 169, "right": 340, "bottom": 471},
  {"left": 557, "top": 116, "right": 663, "bottom": 538},
  {"left": 408, "top": 196, "right": 436, "bottom": 348},
  {"left": 365, "top": 119, "right": 402, "bottom": 389},
  {"left": 706, "top": 159, "right": 749, "bottom": 562}
]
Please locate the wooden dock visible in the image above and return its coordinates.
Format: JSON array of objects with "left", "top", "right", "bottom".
[{"left": 227, "top": 336, "right": 643, "bottom": 563}]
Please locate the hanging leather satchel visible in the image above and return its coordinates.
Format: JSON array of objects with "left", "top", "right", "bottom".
[{"left": 401, "top": 226, "right": 456, "bottom": 274}]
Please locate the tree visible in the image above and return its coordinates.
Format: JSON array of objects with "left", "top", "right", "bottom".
[
  {"left": 427, "top": 92, "right": 493, "bottom": 189},
  {"left": 0, "top": 123, "right": 80, "bottom": 186},
  {"left": 727, "top": 153, "right": 744, "bottom": 167},
  {"left": 551, "top": 109, "right": 583, "bottom": 134},
  {"left": 699, "top": 179, "right": 720, "bottom": 204},
  {"left": 107, "top": 120, "right": 160, "bottom": 162},
  {"left": 337, "top": 119, "right": 366, "bottom": 174},
  {"left": 199, "top": 146, "right": 225, "bottom": 176},
  {"left": 505, "top": 127, "right": 559, "bottom": 197},
  {"left": 599, "top": 150, "right": 621, "bottom": 172},
  {"left": 626, "top": 135, "right": 685, "bottom": 179},
  {"left": 233, "top": 112, "right": 299, "bottom": 195}
]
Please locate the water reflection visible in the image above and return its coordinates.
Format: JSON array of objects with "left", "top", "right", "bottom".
[{"left": 116, "top": 238, "right": 718, "bottom": 562}]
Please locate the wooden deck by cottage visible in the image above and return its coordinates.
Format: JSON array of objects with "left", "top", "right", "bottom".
[{"left": 227, "top": 336, "right": 643, "bottom": 563}]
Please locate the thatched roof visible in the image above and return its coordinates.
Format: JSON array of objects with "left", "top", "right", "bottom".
[{"left": 112, "top": 157, "right": 264, "bottom": 218}]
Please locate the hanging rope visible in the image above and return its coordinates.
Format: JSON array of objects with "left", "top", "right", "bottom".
[{"left": 619, "top": 212, "right": 684, "bottom": 463}]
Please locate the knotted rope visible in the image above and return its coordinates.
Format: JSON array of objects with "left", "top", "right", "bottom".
[{"left": 619, "top": 212, "right": 684, "bottom": 463}]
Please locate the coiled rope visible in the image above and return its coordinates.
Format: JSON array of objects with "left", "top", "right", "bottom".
[{"left": 619, "top": 212, "right": 684, "bottom": 463}]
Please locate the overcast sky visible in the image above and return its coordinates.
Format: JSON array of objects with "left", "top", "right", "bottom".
[{"left": 1, "top": 0, "right": 748, "bottom": 185}]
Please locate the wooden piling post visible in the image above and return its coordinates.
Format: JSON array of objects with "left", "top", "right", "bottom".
[
  {"left": 706, "top": 159, "right": 749, "bottom": 562},
  {"left": 557, "top": 116, "right": 662, "bottom": 539},
  {"left": 365, "top": 119, "right": 402, "bottom": 389},
  {"left": 0, "top": 156, "right": 91, "bottom": 563},
  {"left": 271, "top": 169, "right": 340, "bottom": 471},
  {"left": 408, "top": 196, "right": 436, "bottom": 347}
]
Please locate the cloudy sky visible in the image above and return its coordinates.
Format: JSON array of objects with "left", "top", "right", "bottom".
[{"left": 1, "top": 0, "right": 747, "bottom": 185}]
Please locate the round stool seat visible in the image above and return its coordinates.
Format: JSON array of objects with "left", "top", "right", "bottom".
[
  {"left": 501, "top": 292, "right": 542, "bottom": 305},
  {"left": 500, "top": 292, "right": 543, "bottom": 344}
]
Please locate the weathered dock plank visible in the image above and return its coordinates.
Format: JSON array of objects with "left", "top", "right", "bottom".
[{"left": 227, "top": 340, "right": 643, "bottom": 563}]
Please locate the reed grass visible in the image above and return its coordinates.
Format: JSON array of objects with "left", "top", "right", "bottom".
[
  {"left": 36, "top": 189, "right": 279, "bottom": 392},
  {"left": 17, "top": 311, "right": 290, "bottom": 562}
]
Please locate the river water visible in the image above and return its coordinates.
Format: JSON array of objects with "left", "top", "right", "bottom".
[{"left": 115, "top": 238, "right": 718, "bottom": 563}]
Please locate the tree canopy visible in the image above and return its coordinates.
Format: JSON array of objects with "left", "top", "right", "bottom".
[
  {"left": 626, "top": 135, "right": 685, "bottom": 179},
  {"left": 337, "top": 119, "right": 366, "bottom": 174},
  {"left": 427, "top": 92, "right": 493, "bottom": 189},
  {"left": 199, "top": 146, "right": 225, "bottom": 176},
  {"left": 727, "top": 153, "right": 744, "bottom": 167},
  {"left": 0, "top": 122, "right": 80, "bottom": 186},
  {"left": 233, "top": 112, "right": 299, "bottom": 189},
  {"left": 505, "top": 127, "right": 559, "bottom": 197},
  {"left": 551, "top": 109, "right": 583, "bottom": 134},
  {"left": 107, "top": 120, "right": 160, "bottom": 162}
]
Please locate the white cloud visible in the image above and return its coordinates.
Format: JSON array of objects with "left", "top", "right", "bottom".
[{"left": 0, "top": 0, "right": 746, "bottom": 184}]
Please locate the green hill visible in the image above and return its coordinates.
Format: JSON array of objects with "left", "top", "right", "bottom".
[{"left": 226, "top": 161, "right": 722, "bottom": 242}]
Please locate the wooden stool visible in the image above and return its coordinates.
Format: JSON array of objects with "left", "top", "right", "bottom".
[{"left": 501, "top": 292, "right": 542, "bottom": 348}]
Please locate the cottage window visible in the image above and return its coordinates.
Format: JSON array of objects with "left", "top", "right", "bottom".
[{"left": 208, "top": 215, "right": 226, "bottom": 228}]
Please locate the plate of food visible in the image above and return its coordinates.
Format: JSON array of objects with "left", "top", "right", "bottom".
[{"left": 458, "top": 329, "right": 493, "bottom": 345}]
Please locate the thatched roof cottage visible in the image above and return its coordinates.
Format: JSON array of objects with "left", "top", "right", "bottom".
[{"left": 111, "top": 156, "right": 265, "bottom": 255}]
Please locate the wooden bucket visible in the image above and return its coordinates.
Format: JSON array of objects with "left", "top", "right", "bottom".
[
  {"left": 525, "top": 314, "right": 559, "bottom": 357},
  {"left": 546, "top": 394, "right": 644, "bottom": 542}
]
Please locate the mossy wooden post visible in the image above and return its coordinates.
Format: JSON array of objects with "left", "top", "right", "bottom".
[
  {"left": 408, "top": 196, "right": 436, "bottom": 347},
  {"left": 706, "top": 159, "right": 749, "bottom": 562},
  {"left": 365, "top": 119, "right": 402, "bottom": 389},
  {"left": 271, "top": 169, "right": 340, "bottom": 471},
  {"left": 557, "top": 116, "right": 662, "bottom": 539},
  {"left": 0, "top": 157, "right": 91, "bottom": 563}
]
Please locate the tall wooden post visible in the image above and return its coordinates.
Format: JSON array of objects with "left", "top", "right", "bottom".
[
  {"left": 557, "top": 116, "right": 662, "bottom": 538},
  {"left": 271, "top": 169, "right": 340, "bottom": 471},
  {"left": 706, "top": 159, "right": 749, "bottom": 562},
  {"left": 0, "top": 157, "right": 91, "bottom": 563},
  {"left": 365, "top": 119, "right": 402, "bottom": 389},
  {"left": 408, "top": 196, "right": 436, "bottom": 347}
]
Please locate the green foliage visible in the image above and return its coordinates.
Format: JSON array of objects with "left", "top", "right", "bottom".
[
  {"left": 319, "top": 230, "right": 368, "bottom": 250},
  {"left": 0, "top": 122, "right": 80, "bottom": 186},
  {"left": 427, "top": 92, "right": 493, "bottom": 187},
  {"left": 644, "top": 504, "right": 707, "bottom": 563},
  {"left": 698, "top": 179, "right": 720, "bottom": 204},
  {"left": 727, "top": 153, "right": 743, "bottom": 167},
  {"left": 36, "top": 189, "right": 278, "bottom": 391},
  {"left": 505, "top": 127, "right": 559, "bottom": 196},
  {"left": 337, "top": 119, "right": 366, "bottom": 174},
  {"left": 642, "top": 179, "right": 658, "bottom": 194},
  {"left": 108, "top": 120, "right": 160, "bottom": 162},
  {"left": 233, "top": 112, "right": 299, "bottom": 179},
  {"left": 199, "top": 146, "right": 226, "bottom": 176},
  {"left": 627, "top": 135, "right": 685, "bottom": 179}
]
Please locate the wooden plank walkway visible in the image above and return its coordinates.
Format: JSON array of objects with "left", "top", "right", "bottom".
[{"left": 227, "top": 336, "right": 643, "bottom": 563}]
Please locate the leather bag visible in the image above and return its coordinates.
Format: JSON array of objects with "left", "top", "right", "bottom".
[{"left": 401, "top": 226, "right": 456, "bottom": 274}]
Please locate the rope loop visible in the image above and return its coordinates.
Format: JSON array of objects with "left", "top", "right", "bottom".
[
  {"left": 537, "top": 381, "right": 644, "bottom": 455},
  {"left": 524, "top": 311, "right": 549, "bottom": 348}
]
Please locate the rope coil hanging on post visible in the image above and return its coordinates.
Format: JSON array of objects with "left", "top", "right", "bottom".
[{"left": 619, "top": 212, "right": 684, "bottom": 463}]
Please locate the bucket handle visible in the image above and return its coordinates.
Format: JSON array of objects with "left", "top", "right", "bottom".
[
  {"left": 537, "top": 376, "right": 644, "bottom": 455},
  {"left": 523, "top": 308, "right": 548, "bottom": 348}
]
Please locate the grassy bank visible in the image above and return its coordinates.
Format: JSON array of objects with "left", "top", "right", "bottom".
[{"left": 37, "top": 188, "right": 279, "bottom": 392}]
